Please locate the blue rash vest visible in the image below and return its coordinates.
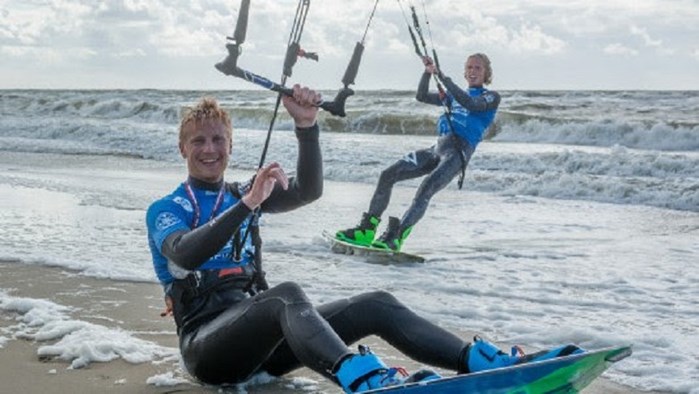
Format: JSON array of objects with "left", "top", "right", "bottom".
[
  {"left": 417, "top": 72, "right": 500, "bottom": 150},
  {"left": 146, "top": 182, "right": 253, "bottom": 286},
  {"left": 437, "top": 87, "right": 498, "bottom": 150}
]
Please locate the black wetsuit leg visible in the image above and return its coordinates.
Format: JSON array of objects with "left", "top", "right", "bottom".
[
  {"left": 262, "top": 290, "right": 467, "bottom": 378},
  {"left": 368, "top": 146, "right": 440, "bottom": 217},
  {"left": 401, "top": 135, "right": 474, "bottom": 228},
  {"left": 179, "top": 282, "right": 351, "bottom": 385}
]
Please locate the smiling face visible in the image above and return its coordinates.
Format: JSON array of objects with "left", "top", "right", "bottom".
[
  {"left": 179, "top": 120, "right": 231, "bottom": 183},
  {"left": 178, "top": 98, "right": 232, "bottom": 183},
  {"left": 463, "top": 53, "right": 493, "bottom": 87}
]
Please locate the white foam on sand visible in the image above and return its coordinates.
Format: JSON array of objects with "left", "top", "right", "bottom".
[
  {"left": 0, "top": 287, "right": 324, "bottom": 392},
  {"left": 0, "top": 290, "right": 177, "bottom": 369}
]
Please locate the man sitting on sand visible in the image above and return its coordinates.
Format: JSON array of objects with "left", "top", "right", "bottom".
[{"left": 145, "top": 85, "right": 582, "bottom": 392}]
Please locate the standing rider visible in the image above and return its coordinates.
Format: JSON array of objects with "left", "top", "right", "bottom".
[{"left": 336, "top": 53, "right": 500, "bottom": 252}]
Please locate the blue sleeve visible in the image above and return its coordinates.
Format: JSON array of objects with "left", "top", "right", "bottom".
[{"left": 146, "top": 199, "right": 190, "bottom": 256}]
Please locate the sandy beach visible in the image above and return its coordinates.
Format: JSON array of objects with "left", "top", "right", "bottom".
[{"left": 0, "top": 261, "right": 658, "bottom": 394}]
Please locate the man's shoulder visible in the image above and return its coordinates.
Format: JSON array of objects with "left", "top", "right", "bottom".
[{"left": 147, "top": 184, "right": 190, "bottom": 215}]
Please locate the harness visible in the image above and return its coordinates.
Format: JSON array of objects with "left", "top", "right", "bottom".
[{"left": 171, "top": 266, "right": 256, "bottom": 299}]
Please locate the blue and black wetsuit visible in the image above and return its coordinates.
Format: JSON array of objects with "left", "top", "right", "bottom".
[
  {"left": 146, "top": 124, "right": 468, "bottom": 385},
  {"left": 368, "top": 72, "right": 500, "bottom": 229}
]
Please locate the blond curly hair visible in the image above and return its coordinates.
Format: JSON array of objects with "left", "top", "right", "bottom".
[{"left": 179, "top": 97, "right": 232, "bottom": 143}]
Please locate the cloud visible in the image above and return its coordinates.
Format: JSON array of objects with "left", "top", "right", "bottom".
[
  {"left": 151, "top": 24, "right": 223, "bottom": 57},
  {"left": 629, "top": 25, "right": 676, "bottom": 55},
  {"left": 440, "top": 13, "right": 565, "bottom": 55},
  {"left": 692, "top": 49, "right": 699, "bottom": 62},
  {"left": 2, "top": 0, "right": 699, "bottom": 90},
  {"left": 446, "top": 14, "right": 510, "bottom": 51},
  {"left": 630, "top": 25, "right": 661, "bottom": 47},
  {"left": 604, "top": 43, "right": 638, "bottom": 56},
  {"left": 0, "top": 0, "right": 231, "bottom": 60},
  {"left": 1, "top": 45, "right": 96, "bottom": 63},
  {"left": 509, "top": 23, "right": 566, "bottom": 54},
  {"left": 114, "top": 48, "right": 147, "bottom": 59}
]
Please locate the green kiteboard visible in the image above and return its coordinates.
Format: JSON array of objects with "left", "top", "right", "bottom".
[
  {"left": 366, "top": 345, "right": 632, "bottom": 393},
  {"left": 322, "top": 230, "right": 425, "bottom": 264}
]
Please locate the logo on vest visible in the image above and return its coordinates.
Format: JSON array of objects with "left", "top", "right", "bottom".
[
  {"left": 173, "top": 196, "right": 193, "bottom": 212},
  {"left": 155, "top": 212, "right": 180, "bottom": 231}
]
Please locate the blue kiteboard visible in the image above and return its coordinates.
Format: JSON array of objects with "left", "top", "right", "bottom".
[{"left": 366, "top": 345, "right": 632, "bottom": 393}]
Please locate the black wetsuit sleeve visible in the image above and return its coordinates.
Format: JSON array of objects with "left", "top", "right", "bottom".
[
  {"left": 260, "top": 123, "right": 323, "bottom": 213},
  {"left": 161, "top": 202, "right": 253, "bottom": 271},
  {"left": 415, "top": 72, "right": 443, "bottom": 106},
  {"left": 440, "top": 75, "right": 501, "bottom": 112}
]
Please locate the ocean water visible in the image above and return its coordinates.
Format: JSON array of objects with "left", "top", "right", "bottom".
[
  {"left": 0, "top": 89, "right": 698, "bottom": 393},
  {"left": 1, "top": 89, "right": 697, "bottom": 212}
]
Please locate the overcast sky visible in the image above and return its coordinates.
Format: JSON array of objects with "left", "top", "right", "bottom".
[{"left": 1, "top": 0, "right": 698, "bottom": 91}]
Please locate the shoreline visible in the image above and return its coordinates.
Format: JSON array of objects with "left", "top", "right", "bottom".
[{"left": 0, "top": 260, "right": 656, "bottom": 393}]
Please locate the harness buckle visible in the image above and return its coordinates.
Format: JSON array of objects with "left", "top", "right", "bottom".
[{"left": 184, "top": 271, "right": 202, "bottom": 296}]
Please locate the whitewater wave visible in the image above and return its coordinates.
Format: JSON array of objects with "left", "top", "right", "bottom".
[{"left": 2, "top": 89, "right": 697, "bottom": 152}]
